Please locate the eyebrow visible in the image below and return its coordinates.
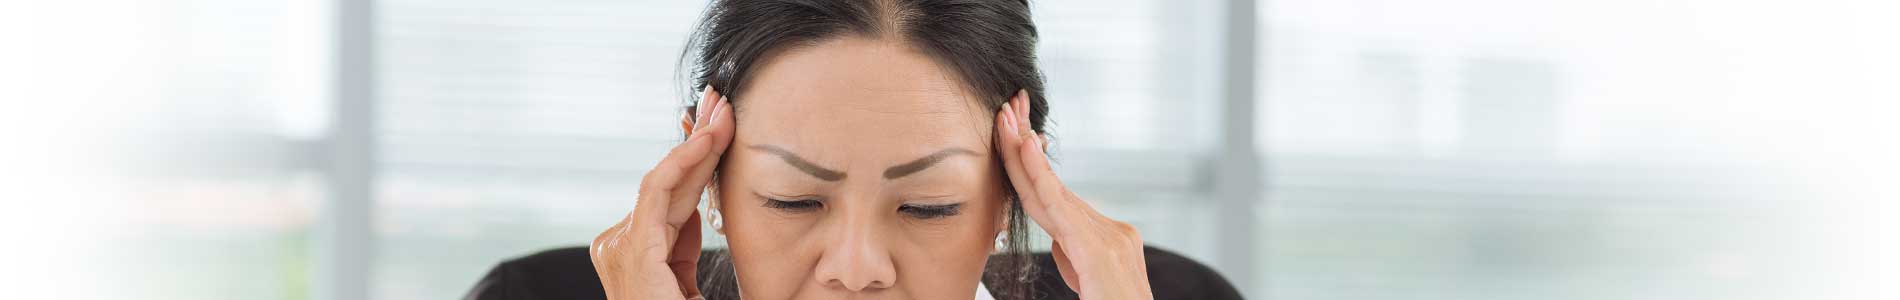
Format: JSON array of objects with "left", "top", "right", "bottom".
[
  {"left": 749, "top": 144, "right": 847, "bottom": 181},
  {"left": 746, "top": 144, "right": 977, "bottom": 181},
  {"left": 882, "top": 148, "right": 977, "bottom": 179}
]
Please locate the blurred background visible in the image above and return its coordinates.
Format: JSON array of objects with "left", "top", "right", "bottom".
[{"left": 4, "top": 0, "right": 1898, "bottom": 299}]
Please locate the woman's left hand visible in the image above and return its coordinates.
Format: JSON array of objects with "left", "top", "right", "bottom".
[{"left": 994, "top": 91, "right": 1154, "bottom": 300}]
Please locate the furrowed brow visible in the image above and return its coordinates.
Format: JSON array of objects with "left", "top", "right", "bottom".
[{"left": 748, "top": 144, "right": 846, "bottom": 181}]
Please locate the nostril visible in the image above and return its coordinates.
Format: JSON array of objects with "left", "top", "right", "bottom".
[{"left": 826, "top": 277, "right": 891, "bottom": 292}]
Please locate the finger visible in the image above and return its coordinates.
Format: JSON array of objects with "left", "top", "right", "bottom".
[
  {"left": 707, "top": 94, "right": 735, "bottom": 158},
  {"left": 672, "top": 91, "right": 733, "bottom": 225},
  {"left": 1003, "top": 96, "right": 1096, "bottom": 240},
  {"left": 994, "top": 94, "right": 1062, "bottom": 237},
  {"left": 1016, "top": 130, "right": 1102, "bottom": 240},
  {"left": 1015, "top": 91, "right": 1031, "bottom": 130},
  {"left": 591, "top": 215, "right": 630, "bottom": 267},
  {"left": 1050, "top": 241, "right": 1081, "bottom": 294},
  {"left": 634, "top": 131, "right": 715, "bottom": 228},
  {"left": 671, "top": 210, "right": 705, "bottom": 298},
  {"left": 620, "top": 219, "right": 688, "bottom": 300},
  {"left": 671, "top": 87, "right": 720, "bottom": 208},
  {"left": 589, "top": 213, "right": 632, "bottom": 276},
  {"left": 695, "top": 87, "right": 715, "bottom": 128},
  {"left": 1067, "top": 188, "right": 1110, "bottom": 221},
  {"left": 672, "top": 87, "right": 717, "bottom": 200}
]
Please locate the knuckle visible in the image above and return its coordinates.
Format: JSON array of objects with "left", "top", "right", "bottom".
[
  {"left": 638, "top": 175, "right": 665, "bottom": 194},
  {"left": 591, "top": 232, "right": 611, "bottom": 250},
  {"left": 636, "top": 184, "right": 668, "bottom": 206},
  {"left": 1113, "top": 220, "right": 1138, "bottom": 235},
  {"left": 1040, "top": 196, "right": 1066, "bottom": 214},
  {"left": 668, "top": 158, "right": 695, "bottom": 175},
  {"left": 589, "top": 237, "right": 615, "bottom": 263},
  {"left": 592, "top": 223, "right": 621, "bottom": 249},
  {"left": 1033, "top": 161, "right": 1058, "bottom": 179},
  {"left": 637, "top": 226, "right": 669, "bottom": 255},
  {"left": 1103, "top": 220, "right": 1142, "bottom": 245},
  {"left": 1033, "top": 174, "right": 1064, "bottom": 190}
]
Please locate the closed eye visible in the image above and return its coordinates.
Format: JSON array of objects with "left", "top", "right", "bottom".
[
  {"left": 898, "top": 203, "right": 962, "bottom": 219},
  {"left": 763, "top": 198, "right": 823, "bottom": 213}
]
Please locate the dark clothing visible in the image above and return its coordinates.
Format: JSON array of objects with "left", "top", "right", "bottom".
[{"left": 467, "top": 245, "right": 1243, "bottom": 300}]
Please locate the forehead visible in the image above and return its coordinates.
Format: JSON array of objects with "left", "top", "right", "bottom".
[{"left": 733, "top": 37, "right": 993, "bottom": 166}]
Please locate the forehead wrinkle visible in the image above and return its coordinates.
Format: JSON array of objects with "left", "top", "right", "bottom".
[
  {"left": 838, "top": 77, "right": 970, "bottom": 117},
  {"left": 733, "top": 36, "right": 998, "bottom": 174}
]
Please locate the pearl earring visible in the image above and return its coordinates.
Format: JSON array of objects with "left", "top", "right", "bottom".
[
  {"left": 993, "top": 233, "right": 1008, "bottom": 252},
  {"left": 707, "top": 208, "right": 724, "bottom": 232}
]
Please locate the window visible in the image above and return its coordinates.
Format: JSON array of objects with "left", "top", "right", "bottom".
[
  {"left": 1253, "top": 0, "right": 1863, "bottom": 298},
  {"left": 85, "top": 0, "right": 333, "bottom": 299},
  {"left": 372, "top": 0, "right": 1231, "bottom": 298},
  {"left": 374, "top": 0, "right": 707, "bottom": 298},
  {"left": 69, "top": 0, "right": 1896, "bottom": 299}
]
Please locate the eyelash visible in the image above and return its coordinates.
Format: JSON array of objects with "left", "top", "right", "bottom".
[
  {"left": 762, "top": 198, "right": 823, "bottom": 213},
  {"left": 761, "top": 198, "right": 963, "bottom": 219},
  {"left": 899, "top": 203, "right": 962, "bottom": 219}
]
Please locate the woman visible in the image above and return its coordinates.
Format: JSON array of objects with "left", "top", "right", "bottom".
[{"left": 589, "top": 0, "right": 1152, "bottom": 299}]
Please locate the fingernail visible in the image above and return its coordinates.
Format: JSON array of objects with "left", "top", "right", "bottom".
[
  {"left": 693, "top": 109, "right": 708, "bottom": 131},
  {"left": 708, "top": 97, "right": 724, "bottom": 128},
  {"left": 1011, "top": 91, "right": 1027, "bottom": 117},
  {"left": 1018, "top": 102, "right": 1031, "bottom": 129},
  {"left": 1002, "top": 105, "right": 1018, "bottom": 136},
  {"left": 695, "top": 106, "right": 711, "bottom": 132},
  {"left": 707, "top": 96, "right": 727, "bottom": 125},
  {"left": 700, "top": 88, "right": 717, "bottom": 124}
]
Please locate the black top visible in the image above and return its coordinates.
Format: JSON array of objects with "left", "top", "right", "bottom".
[{"left": 466, "top": 245, "right": 1243, "bottom": 300}]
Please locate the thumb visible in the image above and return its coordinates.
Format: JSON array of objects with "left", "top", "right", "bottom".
[
  {"left": 670, "top": 210, "right": 705, "bottom": 298},
  {"left": 1051, "top": 241, "right": 1080, "bottom": 295}
]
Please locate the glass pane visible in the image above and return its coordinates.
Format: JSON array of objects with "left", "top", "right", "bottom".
[
  {"left": 47, "top": 0, "right": 334, "bottom": 299},
  {"left": 1031, "top": 0, "right": 1226, "bottom": 261},
  {"left": 373, "top": 0, "right": 704, "bottom": 298},
  {"left": 1254, "top": 0, "right": 1899, "bottom": 299}
]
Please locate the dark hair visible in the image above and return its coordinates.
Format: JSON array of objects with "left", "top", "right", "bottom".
[{"left": 679, "top": 0, "right": 1049, "bottom": 299}]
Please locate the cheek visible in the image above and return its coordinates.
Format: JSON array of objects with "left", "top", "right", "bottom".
[
  {"left": 717, "top": 182, "right": 823, "bottom": 296},
  {"left": 891, "top": 198, "right": 1007, "bottom": 297},
  {"left": 896, "top": 198, "right": 1002, "bottom": 249}
]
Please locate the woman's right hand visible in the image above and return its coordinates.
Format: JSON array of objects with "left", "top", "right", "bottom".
[{"left": 590, "top": 88, "right": 734, "bottom": 300}]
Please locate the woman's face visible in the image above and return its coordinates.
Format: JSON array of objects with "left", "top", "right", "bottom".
[{"left": 714, "top": 36, "right": 1009, "bottom": 299}]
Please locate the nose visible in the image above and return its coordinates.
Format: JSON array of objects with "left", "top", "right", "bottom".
[{"left": 812, "top": 208, "right": 897, "bottom": 292}]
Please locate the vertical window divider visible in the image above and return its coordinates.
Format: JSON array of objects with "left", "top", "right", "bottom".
[
  {"left": 1215, "top": 0, "right": 1263, "bottom": 297},
  {"left": 319, "top": 0, "right": 377, "bottom": 299}
]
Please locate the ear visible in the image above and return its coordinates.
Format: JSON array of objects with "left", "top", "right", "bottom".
[
  {"left": 681, "top": 106, "right": 697, "bottom": 137},
  {"left": 994, "top": 201, "right": 1009, "bottom": 237},
  {"left": 708, "top": 181, "right": 725, "bottom": 235}
]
